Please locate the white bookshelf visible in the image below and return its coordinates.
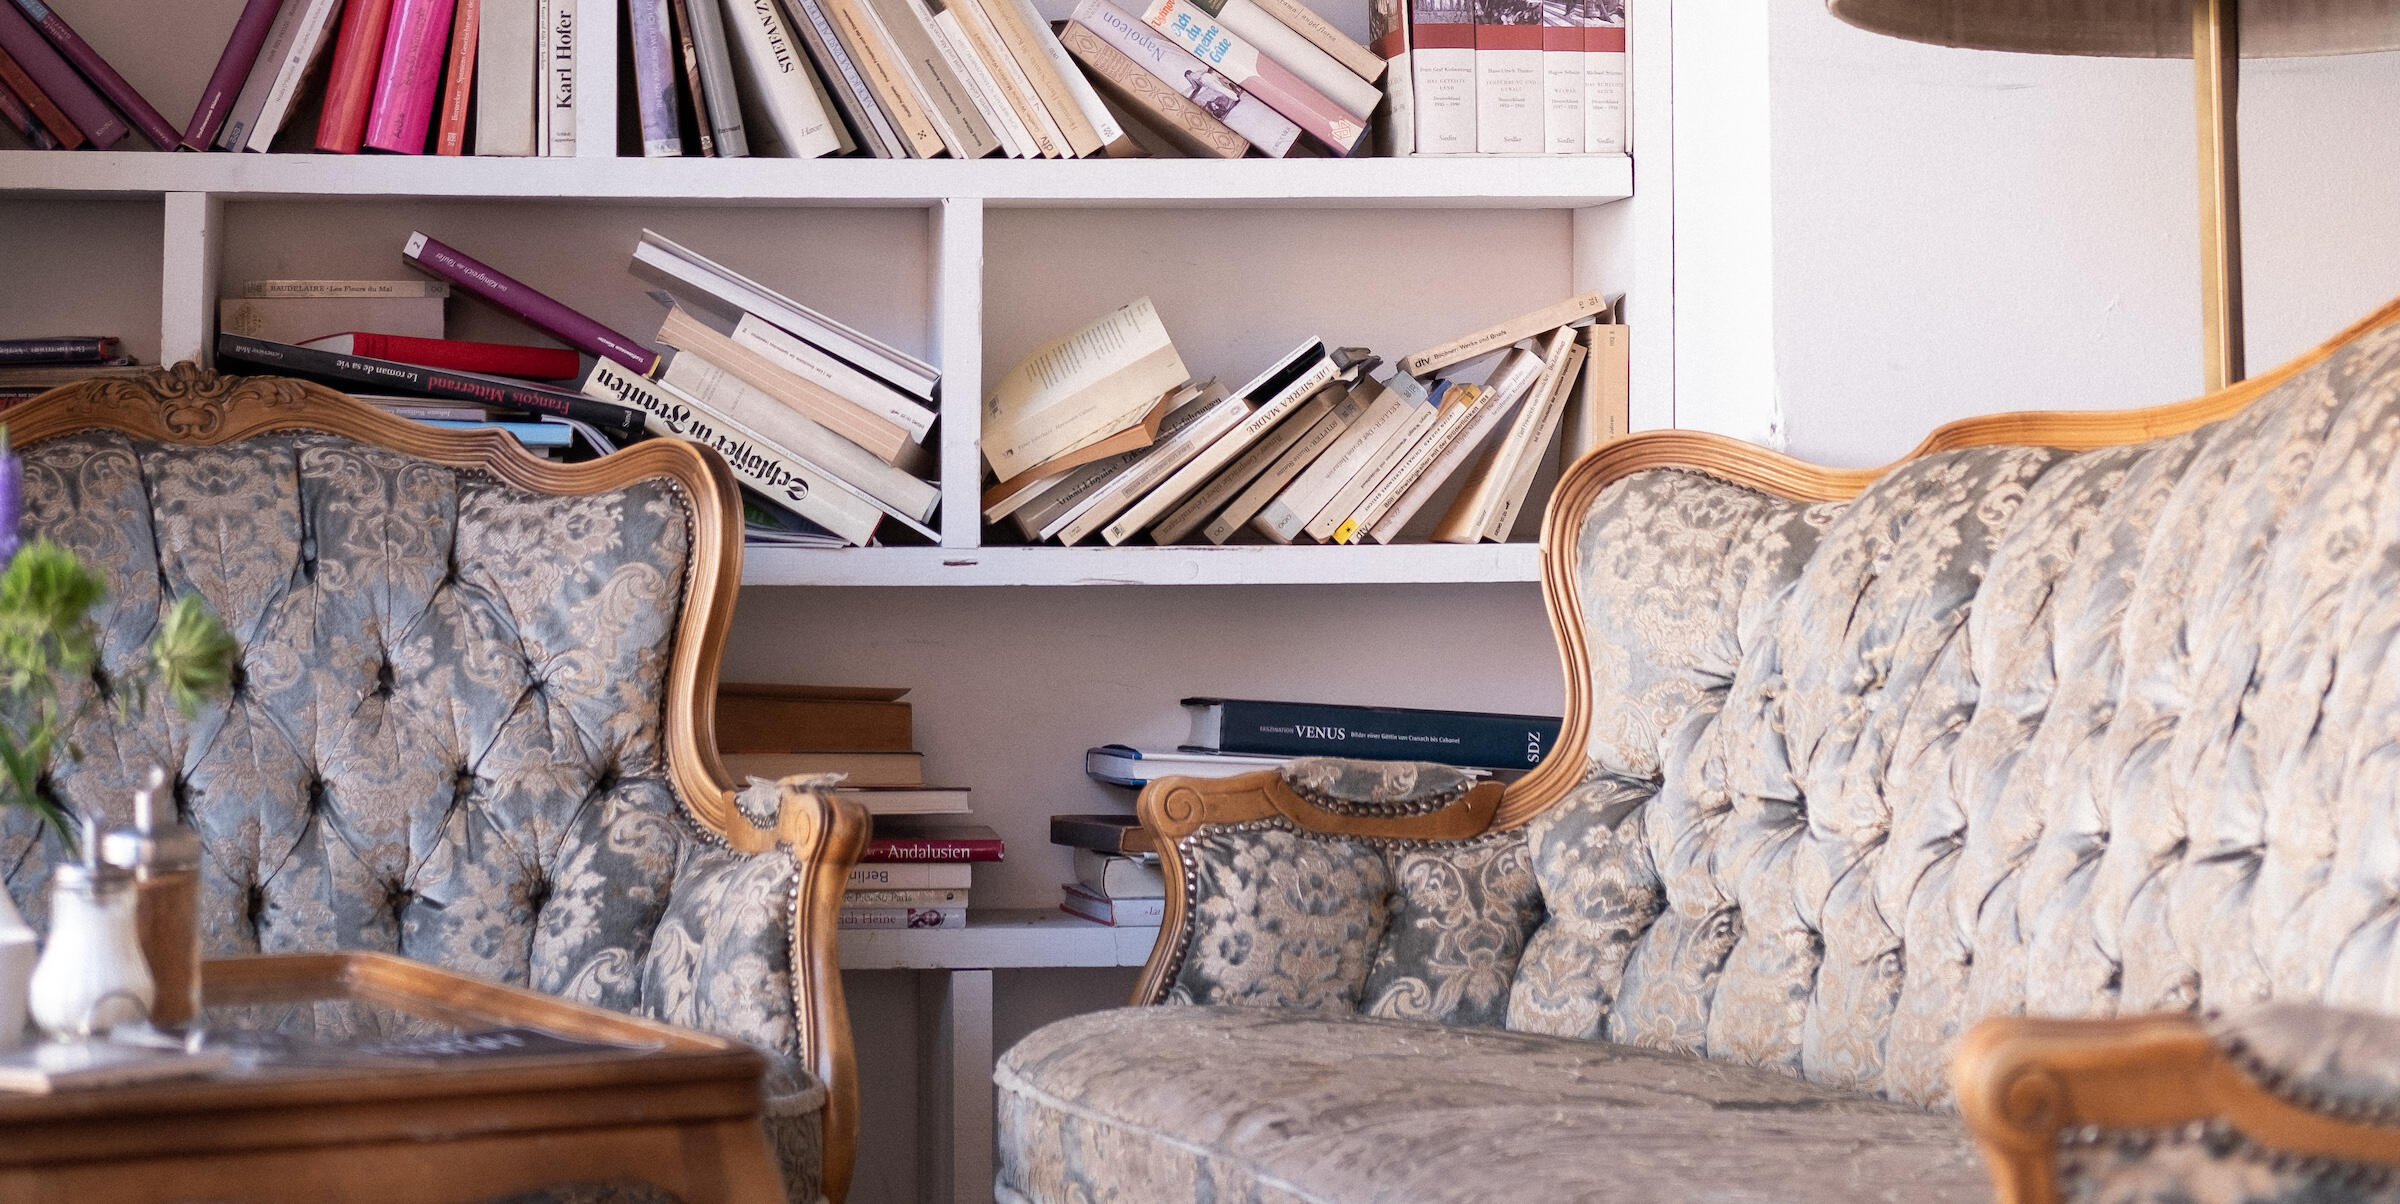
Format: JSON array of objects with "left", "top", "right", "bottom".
[{"left": 0, "top": 3, "right": 1676, "bottom": 1198}]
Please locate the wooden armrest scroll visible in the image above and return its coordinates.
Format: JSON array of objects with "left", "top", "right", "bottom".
[
  {"left": 1952, "top": 1012, "right": 2400, "bottom": 1204},
  {"left": 1129, "top": 769, "right": 1503, "bottom": 1007}
]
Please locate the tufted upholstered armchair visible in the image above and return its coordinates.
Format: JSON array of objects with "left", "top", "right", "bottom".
[
  {"left": 998, "top": 298, "right": 2400, "bottom": 1203},
  {"left": 0, "top": 366, "right": 868, "bottom": 1203}
]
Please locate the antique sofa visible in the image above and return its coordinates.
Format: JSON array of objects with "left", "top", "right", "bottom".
[
  {"left": 998, "top": 298, "right": 2400, "bottom": 1203},
  {"left": 0, "top": 368, "right": 868, "bottom": 1203}
]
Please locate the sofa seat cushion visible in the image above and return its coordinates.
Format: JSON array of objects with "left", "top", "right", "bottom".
[{"left": 995, "top": 1006, "right": 1992, "bottom": 1203}]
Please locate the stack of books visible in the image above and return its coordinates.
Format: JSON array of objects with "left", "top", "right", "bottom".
[
  {"left": 1087, "top": 696, "right": 1557, "bottom": 793},
  {"left": 983, "top": 290, "right": 1627, "bottom": 547},
  {"left": 0, "top": 336, "right": 140, "bottom": 404},
  {"left": 0, "top": 0, "right": 595, "bottom": 155},
  {"left": 1058, "top": 847, "right": 1165, "bottom": 927},
  {"left": 713, "top": 682, "right": 990, "bottom": 930},
  {"left": 209, "top": 229, "right": 935, "bottom": 547}
]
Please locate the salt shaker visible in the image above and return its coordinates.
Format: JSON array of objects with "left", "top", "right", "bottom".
[
  {"left": 29, "top": 817, "right": 155, "bottom": 1040},
  {"left": 101, "top": 767, "right": 202, "bottom": 1029}
]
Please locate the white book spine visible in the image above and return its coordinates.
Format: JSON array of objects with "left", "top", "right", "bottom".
[
  {"left": 993, "top": 0, "right": 1126, "bottom": 149},
  {"left": 1194, "top": 389, "right": 1359, "bottom": 544},
  {"left": 249, "top": 0, "right": 346, "bottom": 151},
  {"left": 722, "top": 0, "right": 845, "bottom": 157},
  {"left": 1582, "top": 0, "right": 1623, "bottom": 153},
  {"left": 791, "top": 0, "right": 905, "bottom": 156},
  {"left": 883, "top": 0, "right": 1000, "bottom": 157},
  {"left": 1214, "top": 0, "right": 1377, "bottom": 120},
  {"left": 479, "top": 0, "right": 539, "bottom": 155},
  {"left": 627, "top": 0, "right": 684, "bottom": 155},
  {"left": 953, "top": 0, "right": 1064, "bottom": 156},
  {"left": 1100, "top": 361, "right": 1336, "bottom": 546},
  {"left": 687, "top": 0, "right": 748, "bottom": 154},
  {"left": 1295, "top": 394, "right": 1434, "bottom": 542},
  {"left": 838, "top": 906, "right": 966, "bottom": 928},
  {"left": 1484, "top": 341, "right": 1585, "bottom": 540},
  {"left": 217, "top": 0, "right": 311, "bottom": 150},
  {"left": 1153, "top": 391, "right": 1338, "bottom": 546},
  {"left": 930, "top": 7, "right": 1031, "bottom": 156},
  {"left": 584, "top": 360, "right": 884, "bottom": 545},
  {"left": 1542, "top": 0, "right": 1581, "bottom": 154},
  {"left": 1272, "top": 383, "right": 1412, "bottom": 542},
  {"left": 1410, "top": 0, "right": 1474, "bottom": 154},
  {"left": 847, "top": 862, "right": 974, "bottom": 889},
  {"left": 1050, "top": 399, "right": 1248, "bottom": 545},
  {"left": 733, "top": 313, "right": 937, "bottom": 442},
  {"left": 544, "top": 0, "right": 578, "bottom": 157},
  {"left": 1437, "top": 328, "right": 1576, "bottom": 542},
  {"left": 661, "top": 350, "right": 939, "bottom": 522},
  {"left": 1474, "top": 0, "right": 1542, "bottom": 154}
]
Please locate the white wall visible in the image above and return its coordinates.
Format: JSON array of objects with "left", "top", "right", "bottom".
[{"left": 1768, "top": 6, "right": 2400, "bottom": 468}]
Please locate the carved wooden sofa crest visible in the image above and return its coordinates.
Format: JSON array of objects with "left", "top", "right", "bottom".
[
  {"left": 0, "top": 367, "right": 869, "bottom": 1203},
  {"left": 997, "top": 299, "right": 2400, "bottom": 1203}
]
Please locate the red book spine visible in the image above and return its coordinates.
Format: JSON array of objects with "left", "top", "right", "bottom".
[
  {"left": 402, "top": 231, "right": 659, "bottom": 374},
  {"left": 0, "top": 41, "right": 78, "bottom": 147},
  {"left": 183, "top": 0, "right": 290, "bottom": 150},
  {"left": 0, "top": 1, "right": 117, "bottom": 146},
  {"left": 315, "top": 0, "right": 395, "bottom": 152},
  {"left": 362, "top": 0, "right": 457, "bottom": 153},
  {"left": 8, "top": 0, "right": 176, "bottom": 147},
  {"left": 349, "top": 333, "right": 581, "bottom": 379},
  {"left": 861, "top": 837, "right": 1006, "bottom": 863},
  {"left": 433, "top": 0, "right": 477, "bottom": 154}
]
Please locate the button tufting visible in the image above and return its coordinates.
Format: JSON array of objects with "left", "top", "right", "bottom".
[{"left": 373, "top": 658, "right": 396, "bottom": 698}]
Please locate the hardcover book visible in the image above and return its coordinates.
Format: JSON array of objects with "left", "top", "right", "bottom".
[
  {"left": 316, "top": 0, "right": 395, "bottom": 151},
  {"left": 7, "top": 0, "right": 173, "bottom": 146},
  {"left": 682, "top": 0, "right": 745, "bottom": 154},
  {"left": 719, "top": 750, "right": 924, "bottom": 787},
  {"left": 1059, "top": 883, "right": 1165, "bottom": 926},
  {"left": 847, "top": 861, "right": 972, "bottom": 890},
  {"left": 1047, "top": 813, "right": 1154, "bottom": 856},
  {"left": 363, "top": 0, "right": 462, "bottom": 154},
  {"left": 1184, "top": 696, "right": 1561, "bottom": 770},
  {"left": 844, "top": 887, "right": 969, "bottom": 907},
  {"left": 300, "top": 332, "right": 579, "bottom": 380},
  {"left": 627, "top": 0, "right": 683, "bottom": 155},
  {"left": 433, "top": 0, "right": 479, "bottom": 153},
  {"left": 839, "top": 905, "right": 966, "bottom": 928},
  {"left": 183, "top": 0, "right": 288, "bottom": 151},
  {"left": 1367, "top": 0, "right": 1410, "bottom": 155},
  {"left": 984, "top": 296, "right": 1189, "bottom": 481},
  {"left": 406, "top": 232, "right": 657, "bottom": 373},
  {"left": 0, "top": 0, "right": 122, "bottom": 146},
  {"left": 0, "top": 336, "right": 119, "bottom": 364},
  {"left": 713, "top": 682, "right": 914, "bottom": 752},
  {"left": 0, "top": 41, "right": 81, "bottom": 147},
  {"left": 1407, "top": 0, "right": 1473, "bottom": 153},
  {"left": 723, "top": 0, "right": 845, "bottom": 157},
  {"left": 474, "top": 0, "right": 537, "bottom": 154},
  {"left": 1471, "top": 0, "right": 1540, "bottom": 153},
  {"left": 863, "top": 819, "right": 1005, "bottom": 863},
  {"left": 1072, "top": 849, "right": 1166, "bottom": 898},
  {"left": 664, "top": 0, "right": 715, "bottom": 155},
  {"left": 1581, "top": 0, "right": 1622, "bottom": 153},
  {"left": 1081, "top": 744, "right": 1287, "bottom": 788},
  {"left": 217, "top": 333, "right": 644, "bottom": 433},
  {"left": 1541, "top": 0, "right": 1579, "bottom": 153}
]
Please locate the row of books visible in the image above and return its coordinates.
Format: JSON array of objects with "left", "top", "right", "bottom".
[
  {"left": 1375, "top": 0, "right": 1625, "bottom": 156},
  {"left": 0, "top": 0, "right": 577, "bottom": 154},
  {"left": 981, "top": 289, "right": 1625, "bottom": 547}
]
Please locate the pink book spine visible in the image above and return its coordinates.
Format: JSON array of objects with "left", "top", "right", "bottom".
[
  {"left": 362, "top": 0, "right": 457, "bottom": 153},
  {"left": 1135, "top": 0, "right": 1362, "bottom": 154},
  {"left": 7, "top": 0, "right": 175, "bottom": 147},
  {"left": 0, "top": 1, "right": 120, "bottom": 146},
  {"left": 403, "top": 232, "right": 659, "bottom": 374},
  {"left": 183, "top": 0, "right": 289, "bottom": 150}
]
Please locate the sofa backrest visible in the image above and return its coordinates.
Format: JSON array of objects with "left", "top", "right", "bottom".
[
  {"left": 0, "top": 368, "right": 740, "bottom": 1008},
  {"left": 1507, "top": 306, "right": 2400, "bottom": 1105}
]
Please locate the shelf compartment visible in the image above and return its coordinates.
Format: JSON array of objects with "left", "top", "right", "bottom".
[
  {"left": 0, "top": 152, "right": 1631, "bottom": 209},
  {"left": 0, "top": 197, "right": 164, "bottom": 367},
  {"left": 740, "top": 541, "right": 1541, "bottom": 586},
  {"left": 839, "top": 908, "right": 1159, "bottom": 970}
]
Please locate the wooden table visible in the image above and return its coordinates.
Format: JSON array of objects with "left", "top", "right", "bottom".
[{"left": 0, "top": 952, "right": 786, "bottom": 1204}]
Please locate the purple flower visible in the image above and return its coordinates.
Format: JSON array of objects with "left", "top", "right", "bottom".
[{"left": 0, "top": 429, "right": 18, "bottom": 567}]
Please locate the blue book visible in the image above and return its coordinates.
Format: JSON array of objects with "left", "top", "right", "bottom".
[
  {"left": 1182, "top": 697, "right": 1562, "bottom": 770},
  {"left": 422, "top": 419, "right": 575, "bottom": 448}
]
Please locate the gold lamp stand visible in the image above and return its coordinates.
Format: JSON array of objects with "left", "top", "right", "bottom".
[{"left": 2195, "top": 0, "right": 2244, "bottom": 389}]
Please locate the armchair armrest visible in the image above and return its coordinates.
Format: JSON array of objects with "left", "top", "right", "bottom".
[
  {"left": 1131, "top": 758, "right": 1505, "bottom": 1010},
  {"left": 1952, "top": 1005, "right": 2400, "bottom": 1204},
  {"left": 650, "top": 775, "right": 868, "bottom": 1204}
]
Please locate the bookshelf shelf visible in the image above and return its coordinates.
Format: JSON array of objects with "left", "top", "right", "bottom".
[
  {"left": 0, "top": 151, "right": 1632, "bottom": 209},
  {"left": 740, "top": 540, "right": 1543, "bottom": 587}
]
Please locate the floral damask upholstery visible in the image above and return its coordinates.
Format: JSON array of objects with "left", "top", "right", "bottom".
[
  {"left": 0, "top": 423, "right": 826, "bottom": 1203},
  {"left": 999, "top": 316, "right": 2400, "bottom": 1200}
]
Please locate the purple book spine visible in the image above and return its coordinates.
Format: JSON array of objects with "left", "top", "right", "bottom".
[
  {"left": 181, "top": 0, "right": 287, "bottom": 150},
  {"left": 0, "top": 1, "right": 121, "bottom": 146},
  {"left": 7, "top": 0, "right": 176, "bottom": 148},
  {"left": 402, "top": 232, "right": 659, "bottom": 374}
]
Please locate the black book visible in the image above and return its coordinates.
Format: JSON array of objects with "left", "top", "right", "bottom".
[
  {"left": 1049, "top": 813, "right": 1155, "bottom": 856},
  {"left": 1183, "top": 697, "right": 1562, "bottom": 771},
  {"left": 216, "top": 334, "right": 644, "bottom": 438}
]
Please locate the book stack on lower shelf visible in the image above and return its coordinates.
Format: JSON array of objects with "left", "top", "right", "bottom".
[
  {"left": 1058, "top": 846, "right": 1165, "bottom": 928},
  {"left": 0, "top": 335, "right": 138, "bottom": 404},
  {"left": 983, "top": 289, "right": 1627, "bottom": 548},
  {"left": 714, "top": 682, "right": 990, "bottom": 931}
]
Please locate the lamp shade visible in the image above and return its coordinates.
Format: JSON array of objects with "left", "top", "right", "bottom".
[{"left": 1828, "top": 0, "right": 2400, "bottom": 57}]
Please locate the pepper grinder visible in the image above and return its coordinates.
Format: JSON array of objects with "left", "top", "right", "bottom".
[
  {"left": 29, "top": 816, "right": 154, "bottom": 1040},
  {"left": 100, "top": 768, "right": 202, "bottom": 1030}
]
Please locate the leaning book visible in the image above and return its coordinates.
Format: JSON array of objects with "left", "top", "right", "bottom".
[{"left": 1183, "top": 696, "right": 1561, "bottom": 770}]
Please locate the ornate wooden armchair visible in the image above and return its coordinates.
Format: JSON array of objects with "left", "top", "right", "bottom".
[
  {"left": 997, "top": 296, "right": 2400, "bottom": 1203},
  {"left": 0, "top": 366, "right": 869, "bottom": 1203}
]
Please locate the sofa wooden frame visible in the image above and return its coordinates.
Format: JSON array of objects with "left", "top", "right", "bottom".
[
  {"left": 10, "top": 364, "right": 873, "bottom": 1203},
  {"left": 1132, "top": 297, "right": 2400, "bottom": 1202}
]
